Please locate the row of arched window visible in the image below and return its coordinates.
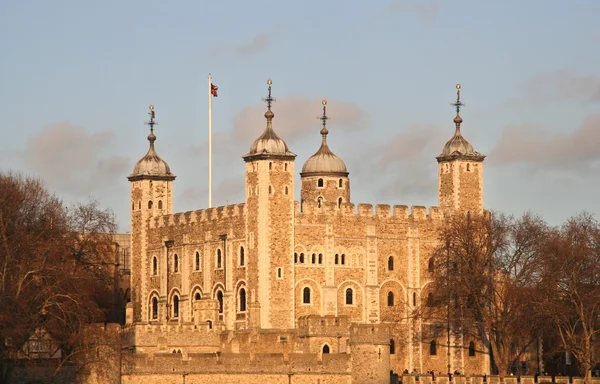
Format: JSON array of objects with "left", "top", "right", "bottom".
[
  {"left": 426, "top": 340, "right": 477, "bottom": 357},
  {"left": 386, "top": 256, "right": 434, "bottom": 273},
  {"left": 151, "top": 247, "right": 246, "bottom": 276},
  {"left": 132, "top": 200, "right": 164, "bottom": 210},
  {"left": 316, "top": 178, "right": 344, "bottom": 188},
  {"left": 302, "top": 287, "right": 355, "bottom": 305},
  {"left": 149, "top": 286, "right": 248, "bottom": 320},
  {"left": 316, "top": 196, "right": 344, "bottom": 208},
  {"left": 294, "top": 252, "right": 323, "bottom": 264}
]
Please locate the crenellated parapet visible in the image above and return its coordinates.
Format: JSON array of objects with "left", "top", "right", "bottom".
[
  {"left": 297, "top": 315, "right": 351, "bottom": 337},
  {"left": 149, "top": 203, "right": 246, "bottom": 229},
  {"left": 296, "top": 200, "right": 444, "bottom": 222}
]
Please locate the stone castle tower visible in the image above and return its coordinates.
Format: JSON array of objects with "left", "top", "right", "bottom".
[
  {"left": 127, "top": 106, "right": 175, "bottom": 323},
  {"left": 436, "top": 84, "right": 485, "bottom": 213},
  {"left": 242, "top": 80, "right": 297, "bottom": 329},
  {"left": 121, "top": 82, "right": 489, "bottom": 383}
]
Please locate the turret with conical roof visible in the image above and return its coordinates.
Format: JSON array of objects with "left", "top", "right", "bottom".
[
  {"left": 242, "top": 80, "right": 296, "bottom": 330},
  {"left": 437, "top": 84, "right": 485, "bottom": 213},
  {"left": 300, "top": 100, "right": 350, "bottom": 209},
  {"left": 127, "top": 105, "right": 175, "bottom": 323}
]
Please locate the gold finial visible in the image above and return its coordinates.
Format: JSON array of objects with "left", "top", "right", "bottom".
[
  {"left": 149, "top": 104, "right": 154, "bottom": 111},
  {"left": 263, "top": 79, "right": 275, "bottom": 119},
  {"left": 318, "top": 100, "right": 329, "bottom": 136},
  {"left": 456, "top": 83, "right": 461, "bottom": 90}
]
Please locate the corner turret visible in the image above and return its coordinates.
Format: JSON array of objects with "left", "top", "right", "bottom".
[
  {"left": 300, "top": 100, "right": 350, "bottom": 209},
  {"left": 436, "top": 84, "right": 485, "bottom": 213}
]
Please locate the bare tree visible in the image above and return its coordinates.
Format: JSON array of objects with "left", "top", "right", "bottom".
[
  {"left": 428, "top": 211, "right": 549, "bottom": 381},
  {"left": 0, "top": 172, "right": 118, "bottom": 383},
  {"left": 537, "top": 213, "right": 600, "bottom": 384}
]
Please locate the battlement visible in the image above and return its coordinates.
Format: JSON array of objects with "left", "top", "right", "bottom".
[
  {"left": 122, "top": 351, "right": 351, "bottom": 375},
  {"left": 149, "top": 203, "right": 246, "bottom": 229},
  {"left": 297, "top": 315, "right": 351, "bottom": 337},
  {"left": 296, "top": 201, "right": 443, "bottom": 221},
  {"left": 349, "top": 323, "right": 390, "bottom": 345}
]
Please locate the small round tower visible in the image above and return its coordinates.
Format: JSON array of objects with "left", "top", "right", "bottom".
[{"left": 300, "top": 100, "right": 350, "bottom": 209}]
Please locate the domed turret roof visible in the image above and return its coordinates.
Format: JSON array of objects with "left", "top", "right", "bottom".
[
  {"left": 128, "top": 106, "right": 176, "bottom": 181},
  {"left": 301, "top": 101, "right": 348, "bottom": 177},
  {"left": 436, "top": 85, "right": 485, "bottom": 162},
  {"left": 243, "top": 80, "right": 296, "bottom": 161}
]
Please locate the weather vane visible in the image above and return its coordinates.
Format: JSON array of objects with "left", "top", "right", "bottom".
[
  {"left": 450, "top": 83, "right": 464, "bottom": 115},
  {"left": 144, "top": 105, "right": 158, "bottom": 132},
  {"left": 262, "top": 79, "right": 275, "bottom": 109},
  {"left": 318, "top": 100, "right": 329, "bottom": 130}
]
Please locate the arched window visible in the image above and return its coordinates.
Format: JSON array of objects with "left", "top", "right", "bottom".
[
  {"left": 467, "top": 163, "right": 471, "bottom": 172},
  {"left": 268, "top": 185, "right": 272, "bottom": 194},
  {"left": 299, "top": 253, "right": 304, "bottom": 263},
  {"left": 173, "top": 295, "right": 179, "bottom": 318},
  {"left": 239, "top": 246, "right": 245, "bottom": 266},
  {"left": 339, "top": 179, "right": 343, "bottom": 188},
  {"left": 429, "top": 340, "right": 437, "bottom": 355},
  {"left": 269, "top": 162, "right": 272, "bottom": 170},
  {"left": 132, "top": 202, "right": 134, "bottom": 210},
  {"left": 152, "top": 257, "right": 158, "bottom": 275},
  {"left": 148, "top": 200, "right": 153, "bottom": 209},
  {"left": 322, "top": 344, "right": 330, "bottom": 354},
  {"left": 427, "top": 292, "right": 434, "bottom": 307},
  {"left": 318, "top": 178, "right": 324, "bottom": 188},
  {"left": 338, "top": 197, "right": 342, "bottom": 208},
  {"left": 312, "top": 253, "right": 316, "bottom": 264},
  {"left": 173, "top": 254, "right": 179, "bottom": 272},
  {"left": 158, "top": 200, "right": 163, "bottom": 209},
  {"left": 195, "top": 251, "right": 200, "bottom": 270},
  {"left": 138, "top": 201, "right": 141, "bottom": 209},
  {"left": 317, "top": 197, "right": 323, "bottom": 207},
  {"left": 217, "top": 291, "right": 223, "bottom": 313},
  {"left": 284, "top": 163, "right": 288, "bottom": 171},
  {"left": 217, "top": 249, "right": 222, "bottom": 269},
  {"left": 318, "top": 254, "right": 323, "bottom": 264},
  {"left": 413, "top": 292, "right": 417, "bottom": 306},
  {"left": 206, "top": 320, "right": 213, "bottom": 329},
  {"left": 345, "top": 288, "right": 353, "bottom": 305},
  {"left": 277, "top": 268, "right": 282, "bottom": 278},
  {"left": 294, "top": 252, "right": 298, "bottom": 263},
  {"left": 285, "top": 186, "right": 289, "bottom": 195},
  {"left": 388, "top": 256, "right": 394, "bottom": 271},
  {"left": 387, "top": 291, "right": 394, "bottom": 307},
  {"left": 469, "top": 341, "right": 476, "bottom": 357},
  {"left": 335, "top": 254, "right": 339, "bottom": 264},
  {"left": 390, "top": 339, "right": 396, "bottom": 355},
  {"left": 303, "top": 287, "right": 311, "bottom": 304},
  {"left": 428, "top": 257, "right": 434, "bottom": 273},
  {"left": 341, "top": 254, "right": 345, "bottom": 265},
  {"left": 239, "top": 288, "right": 247, "bottom": 312},
  {"left": 151, "top": 297, "right": 158, "bottom": 320},
  {"left": 195, "top": 292, "right": 201, "bottom": 300}
]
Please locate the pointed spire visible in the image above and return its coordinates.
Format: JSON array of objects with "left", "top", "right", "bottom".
[
  {"left": 319, "top": 100, "right": 329, "bottom": 144},
  {"left": 451, "top": 83, "right": 464, "bottom": 134},
  {"left": 145, "top": 104, "right": 158, "bottom": 147}
]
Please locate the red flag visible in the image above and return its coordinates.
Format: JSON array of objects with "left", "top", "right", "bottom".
[{"left": 211, "top": 83, "right": 218, "bottom": 97}]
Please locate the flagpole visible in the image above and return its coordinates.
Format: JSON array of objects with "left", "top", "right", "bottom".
[{"left": 208, "top": 74, "right": 213, "bottom": 208}]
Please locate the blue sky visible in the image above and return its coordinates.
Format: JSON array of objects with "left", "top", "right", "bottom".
[{"left": 1, "top": 0, "right": 600, "bottom": 231}]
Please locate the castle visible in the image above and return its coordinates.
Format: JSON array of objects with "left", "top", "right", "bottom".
[{"left": 121, "top": 81, "right": 488, "bottom": 383}]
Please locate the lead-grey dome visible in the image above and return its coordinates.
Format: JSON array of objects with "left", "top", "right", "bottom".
[
  {"left": 437, "top": 115, "right": 485, "bottom": 162},
  {"left": 301, "top": 126, "right": 348, "bottom": 176},
  {"left": 128, "top": 132, "right": 176, "bottom": 181},
  {"left": 243, "top": 81, "right": 296, "bottom": 161}
]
